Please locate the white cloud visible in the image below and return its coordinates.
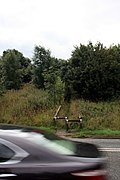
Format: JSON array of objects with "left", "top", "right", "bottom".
[{"left": 0, "top": 0, "right": 120, "bottom": 59}]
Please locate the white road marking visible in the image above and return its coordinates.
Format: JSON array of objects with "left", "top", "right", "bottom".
[{"left": 99, "top": 148, "right": 120, "bottom": 152}]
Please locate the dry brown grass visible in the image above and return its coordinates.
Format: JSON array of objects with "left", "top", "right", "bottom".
[{"left": 0, "top": 84, "right": 119, "bottom": 130}]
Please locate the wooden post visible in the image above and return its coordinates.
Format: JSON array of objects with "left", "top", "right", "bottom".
[{"left": 53, "top": 105, "right": 61, "bottom": 129}]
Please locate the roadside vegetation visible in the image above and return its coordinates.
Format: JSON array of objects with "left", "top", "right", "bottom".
[
  {"left": 0, "top": 84, "right": 119, "bottom": 137},
  {"left": 0, "top": 42, "right": 120, "bottom": 137}
]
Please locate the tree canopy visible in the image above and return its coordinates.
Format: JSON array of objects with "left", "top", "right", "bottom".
[
  {"left": 0, "top": 42, "right": 120, "bottom": 102},
  {"left": 0, "top": 49, "right": 32, "bottom": 90},
  {"left": 68, "top": 42, "right": 120, "bottom": 100}
]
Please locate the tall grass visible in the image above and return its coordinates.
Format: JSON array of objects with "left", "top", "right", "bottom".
[
  {"left": 62, "top": 99, "right": 120, "bottom": 130},
  {"left": 0, "top": 84, "right": 119, "bottom": 130},
  {"left": 0, "top": 84, "right": 54, "bottom": 126}
]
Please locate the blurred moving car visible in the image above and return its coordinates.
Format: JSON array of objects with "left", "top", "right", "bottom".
[{"left": 0, "top": 124, "right": 107, "bottom": 180}]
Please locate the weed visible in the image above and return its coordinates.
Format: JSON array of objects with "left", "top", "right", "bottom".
[{"left": 0, "top": 84, "right": 119, "bottom": 132}]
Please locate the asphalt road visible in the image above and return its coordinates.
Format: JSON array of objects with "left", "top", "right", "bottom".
[{"left": 69, "top": 138, "right": 120, "bottom": 180}]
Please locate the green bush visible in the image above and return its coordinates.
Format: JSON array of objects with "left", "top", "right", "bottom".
[{"left": 0, "top": 84, "right": 119, "bottom": 130}]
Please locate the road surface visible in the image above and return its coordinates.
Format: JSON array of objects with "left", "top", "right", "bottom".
[{"left": 68, "top": 138, "right": 120, "bottom": 180}]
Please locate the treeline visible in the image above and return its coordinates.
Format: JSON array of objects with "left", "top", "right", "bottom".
[{"left": 0, "top": 42, "right": 120, "bottom": 102}]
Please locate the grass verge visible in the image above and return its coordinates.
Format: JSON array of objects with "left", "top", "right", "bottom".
[{"left": 63, "top": 129, "right": 120, "bottom": 138}]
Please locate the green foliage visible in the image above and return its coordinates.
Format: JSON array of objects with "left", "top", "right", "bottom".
[
  {"left": 69, "top": 42, "right": 120, "bottom": 101},
  {"left": 61, "top": 61, "right": 73, "bottom": 102},
  {"left": 1, "top": 49, "right": 22, "bottom": 89},
  {"left": 54, "top": 76, "right": 65, "bottom": 104},
  {"left": 54, "top": 99, "right": 120, "bottom": 131},
  {"left": 0, "top": 84, "right": 50, "bottom": 125},
  {"left": 0, "top": 85, "right": 119, "bottom": 131},
  {"left": 32, "top": 45, "right": 52, "bottom": 88},
  {"left": 32, "top": 45, "right": 65, "bottom": 104},
  {"left": 0, "top": 49, "right": 32, "bottom": 90},
  {"left": 0, "top": 84, "right": 4, "bottom": 96},
  {"left": 78, "top": 100, "right": 120, "bottom": 130},
  {"left": 0, "top": 41, "right": 120, "bottom": 103},
  {"left": 0, "top": 58, "right": 4, "bottom": 95},
  {"left": 43, "top": 59, "right": 65, "bottom": 105},
  {"left": 71, "top": 129, "right": 120, "bottom": 138},
  {"left": 19, "top": 57, "right": 33, "bottom": 84}
]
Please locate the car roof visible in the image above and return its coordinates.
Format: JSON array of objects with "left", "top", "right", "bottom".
[
  {"left": 0, "top": 123, "right": 43, "bottom": 131},
  {"left": 0, "top": 124, "right": 46, "bottom": 135},
  {"left": 0, "top": 124, "right": 50, "bottom": 145}
]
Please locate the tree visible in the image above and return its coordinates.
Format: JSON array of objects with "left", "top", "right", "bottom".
[
  {"left": 61, "top": 60, "right": 73, "bottom": 102},
  {"left": 43, "top": 64, "right": 65, "bottom": 105},
  {"left": 19, "top": 57, "right": 33, "bottom": 84},
  {"left": 32, "top": 45, "right": 52, "bottom": 88},
  {"left": 70, "top": 42, "right": 96, "bottom": 99},
  {"left": 70, "top": 42, "right": 120, "bottom": 100},
  {"left": 0, "top": 56, "right": 4, "bottom": 95},
  {"left": 1, "top": 49, "right": 32, "bottom": 90}
]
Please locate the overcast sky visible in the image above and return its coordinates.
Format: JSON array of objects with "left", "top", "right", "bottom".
[{"left": 0, "top": 0, "right": 120, "bottom": 59}]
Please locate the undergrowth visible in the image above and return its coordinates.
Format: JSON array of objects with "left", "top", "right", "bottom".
[{"left": 0, "top": 84, "right": 120, "bottom": 132}]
